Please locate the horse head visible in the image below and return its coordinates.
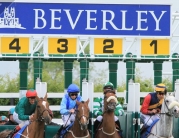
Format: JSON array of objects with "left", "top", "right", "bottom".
[
  {"left": 163, "top": 93, "right": 179, "bottom": 117},
  {"left": 104, "top": 90, "right": 118, "bottom": 112},
  {"left": 35, "top": 94, "right": 51, "bottom": 124},
  {"left": 76, "top": 99, "right": 90, "bottom": 130}
]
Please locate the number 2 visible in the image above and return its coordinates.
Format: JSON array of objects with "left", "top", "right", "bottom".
[
  {"left": 150, "top": 40, "right": 157, "bottom": 54},
  {"left": 9, "top": 38, "right": 21, "bottom": 52},
  {"left": 103, "top": 39, "right": 114, "bottom": 53},
  {"left": 57, "top": 39, "right": 68, "bottom": 53}
]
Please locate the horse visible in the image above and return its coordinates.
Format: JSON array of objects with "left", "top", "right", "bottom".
[
  {"left": 0, "top": 94, "right": 51, "bottom": 138},
  {"left": 146, "top": 92, "right": 179, "bottom": 138},
  {"left": 95, "top": 90, "right": 121, "bottom": 138},
  {"left": 56, "top": 99, "right": 91, "bottom": 138}
]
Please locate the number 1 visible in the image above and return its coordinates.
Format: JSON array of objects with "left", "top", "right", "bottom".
[{"left": 150, "top": 40, "right": 157, "bottom": 54}]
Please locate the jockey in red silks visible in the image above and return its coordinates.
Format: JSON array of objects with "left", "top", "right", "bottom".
[{"left": 140, "top": 83, "right": 167, "bottom": 134}]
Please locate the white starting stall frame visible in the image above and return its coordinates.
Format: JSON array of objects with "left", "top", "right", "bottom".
[
  {"left": 126, "top": 82, "right": 140, "bottom": 138},
  {"left": 33, "top": 81, "right": 179, "bottom": 138},
  {"left": 36, "top": 82, "right": 47, "bottom": 98}
]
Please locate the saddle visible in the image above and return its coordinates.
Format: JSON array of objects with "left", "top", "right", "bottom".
[
  {"left": 13, "top": 125, "right": 27, "bottom": 138},
  {"left": 59, "top": 122, "right": 74, "bottom": 138}
]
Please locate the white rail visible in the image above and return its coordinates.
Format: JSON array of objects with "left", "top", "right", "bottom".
[{"left": 0, "top": 92, "right": 149, "bottom": 124}]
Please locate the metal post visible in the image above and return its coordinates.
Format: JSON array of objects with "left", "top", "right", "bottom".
[
  {"left": 19, "top": 60, "right": 28, "bottom": 99},
  {"left": 64, "top": 61, "right": 73, "bottom": 93},
  {"left": 153, "top": 61, "right": 163, "bottom": 86},
  {"left": 126, "top": 60, "right": 135, "bottom": 103},
  {"left": 33, "top": 59, "right": 43, "bottom": 89},
  {"left": 80, "top": 60, "right": 89, "bottom": 95},
  {"left": 172, "top": 61, "right": 179, "bottom": 91},
  {"left": 109, "top": 61, "right": 118, "bottom": 89}
]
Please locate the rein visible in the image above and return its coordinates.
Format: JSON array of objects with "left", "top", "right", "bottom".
[
  {"left": 159, "top": 97, "right": 174, "bottom": 117},
  {"left": 68, "top": 130, "right": 89, "bottom": 138},
  {"left": 36, "top": 109, "right": 50, "bottom": 122},
  {"left": 98, "top": 127, "right": 117, "bottom": 135}
]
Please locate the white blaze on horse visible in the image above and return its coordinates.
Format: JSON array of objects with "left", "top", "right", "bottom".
[{"left": 147, "top": 93, "right": 179, "bottom": 138}]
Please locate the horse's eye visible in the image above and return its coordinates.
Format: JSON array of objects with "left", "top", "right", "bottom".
[{"left": 166, "top": 100, "right": 169, "bottom": 102}]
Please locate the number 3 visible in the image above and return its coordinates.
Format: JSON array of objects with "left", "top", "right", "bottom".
[{"left": 57, "top": 39, "right": 68, "bottom": 53}]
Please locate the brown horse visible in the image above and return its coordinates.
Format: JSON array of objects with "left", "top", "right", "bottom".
[
  {"left": 61, "top": 99, "right": 91, "bottom": 138},
  {"left": 0, "top": 94, "right": 51, "bottom": 138},
  {"left": 95, "top": 90, "right": 121, "bottom": 138}
]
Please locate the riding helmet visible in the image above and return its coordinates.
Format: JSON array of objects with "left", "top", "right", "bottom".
[
  {"left": 26, "top": 89, "right": 37, "bottom": 98},
  {"left": 103, "top": 82, "right": 114, "bottom": 90},
  {"left": 155, "top": 83, "right": 167, "bottom": 94},
  {"left": 67, "top": 84, "right": 80, "bottom": 93}
]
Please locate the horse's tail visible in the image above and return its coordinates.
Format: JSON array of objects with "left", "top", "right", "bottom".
[{"left": 0, "top": 130, "right": 11, "bottom": 138}]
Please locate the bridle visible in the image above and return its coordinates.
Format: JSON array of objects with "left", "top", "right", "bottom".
[
  {"left": 35, "top": 100, "right": 50, "bottom": 122},
  {"left": 75, "top": 103, "right": 89, "bottom": 127},
  {"left": 159, "top": 97, "right": 174, "bottom": 117},
  {"left": 103, "top": 94, "right": 117, "bottom": 114},
  {"left": 75, "top": 110, "right": 89, "bottom": 126}
]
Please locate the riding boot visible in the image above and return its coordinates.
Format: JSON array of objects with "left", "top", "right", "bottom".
[
  {"left": 53, "top": 126, "right": 64, "bottom": 138},
  {"left": 6, "top": 125, "right": 21, "bottom": 138},
  {"left": 94, "top": 120, "right": 101, "bottom": 132},
  {"left": 140, "top": 125, "right": 149, "bottom": 135},
  {"left": 115, "top": 120, "right": 123, "bottom": 138}
]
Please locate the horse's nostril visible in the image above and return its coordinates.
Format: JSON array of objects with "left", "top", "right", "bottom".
[{"left": 174, "top": 109, "right": 177, "bottom": 112}]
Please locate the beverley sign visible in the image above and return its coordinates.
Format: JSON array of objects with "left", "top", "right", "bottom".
[{"left": 0, "top": 2, "right": 171, "bottom": 36}]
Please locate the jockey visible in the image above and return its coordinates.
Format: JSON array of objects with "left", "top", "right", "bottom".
[
  {"left": 93, "top": 82, "right": 124, "bottom": 136},
  {"left": 4, "top": 107, "right": 18, "bottom": 125},
  {"left": 140, "top": 83, "right": 167, "bottom": 134},
  {"left": 7, "top": 89, "right": 37, "bottom": 138},
  {"left": 54, "top": 84, "right": 82, "bottom": 138},
  {"left": 0, "top": 116, "right": 8, "bottom": 125}
]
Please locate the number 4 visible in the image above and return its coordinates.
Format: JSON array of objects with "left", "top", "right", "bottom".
[{"left": 9, "top": 38, "right": 21, "bottom": 52}]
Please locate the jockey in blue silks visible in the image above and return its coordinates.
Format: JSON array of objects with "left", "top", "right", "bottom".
[{"left": 54, "top": 84, "right": 83, "bottom": 138}]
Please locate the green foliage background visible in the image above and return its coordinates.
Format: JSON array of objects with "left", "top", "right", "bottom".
[{"left": 0, "top": 62, "right": 173, "bottom": 118}]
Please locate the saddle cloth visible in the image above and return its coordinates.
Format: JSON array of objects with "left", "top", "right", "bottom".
[
  {"left": 13, "top": 125, "right": 27, "bottom": 138},
  {"left": 60, "top": 122, "right": 74, "bottom": 138},
  {"left": 141, "top": 119, "right": 159, "bottom": 138}
]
